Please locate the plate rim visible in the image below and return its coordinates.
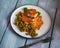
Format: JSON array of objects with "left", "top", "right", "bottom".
[{"left": 10, "top": 5, "right": 51, "bottom": 39}]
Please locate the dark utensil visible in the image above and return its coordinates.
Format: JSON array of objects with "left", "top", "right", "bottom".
[{"left": 19, "top": 37, "right": 52, "bottom": 48}]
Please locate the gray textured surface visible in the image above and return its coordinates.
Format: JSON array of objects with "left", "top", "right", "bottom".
[{"left": 0, "top": 0, "right": 59, "bottom": 48}]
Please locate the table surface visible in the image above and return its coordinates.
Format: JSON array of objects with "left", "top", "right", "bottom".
[{"left": 0, "top": 0, "right": 60, "bottom": 48}]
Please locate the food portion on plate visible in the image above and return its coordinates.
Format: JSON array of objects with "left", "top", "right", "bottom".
[{"left": 14, "top": 7, "right": 43, "bottom": 38}]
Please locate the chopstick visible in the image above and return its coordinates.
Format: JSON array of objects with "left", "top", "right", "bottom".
[{"left": 19, "top": 37, "right": 52, "bottom": 48}]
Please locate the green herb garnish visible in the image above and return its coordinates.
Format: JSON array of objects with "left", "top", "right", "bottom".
[
  {"left": 37, "top": 11, "right": 41, "bottom": 16},
  {"left": 23, "top": 7, "right": 28, "bottom": 12}
]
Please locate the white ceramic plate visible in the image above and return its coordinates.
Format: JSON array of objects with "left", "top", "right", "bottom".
[{"left": 10, "top": 5, "right": 51, "bottom": 38}]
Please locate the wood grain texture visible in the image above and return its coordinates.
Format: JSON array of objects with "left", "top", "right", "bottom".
[
  {"left": 26, "top": 0, "right": 58, "bottom": 48},
  {"left": 0, "top": 0, "right": 17, "bottom": 41},
  {"left": 0, "top": 24, "right": 26, "bottom": 48},
  {"left": 0, "top": 0, "right": 26, "bottom": 48},
  {"left": 0, "top": 0, "right": 39, "bottom": 48},
  {"left": 50, "top": 0, "right": 60, "bottom": 48},
  {"left": 0, "top": 0, "right": 59, "bottom": 48},
  {"left": 16, "top": 0, "right": 38, "bottom": 7}
]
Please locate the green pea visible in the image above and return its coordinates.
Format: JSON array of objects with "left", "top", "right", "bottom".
[{"left": 23, "top": 7, "right": 28, "bottom": 12}]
